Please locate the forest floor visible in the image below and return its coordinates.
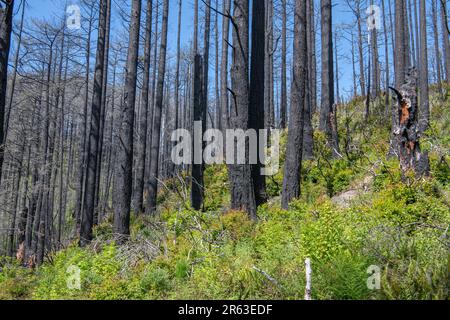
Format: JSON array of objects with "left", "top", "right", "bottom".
[{"left": 0, "top": 90, "right": 449, "bottom": 300}]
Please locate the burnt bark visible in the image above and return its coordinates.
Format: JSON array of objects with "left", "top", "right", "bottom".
[
  {"left": 191, "top": 54, "right": 204, "bottom": 211},
  {"left": 390, "top": 68, "right": 428, "bottom": 177},
  {"left": 280, "top": 0, "right": 287, "bottom": 129},
  {"left": 80, "top": 0, "right": 109, "bottom": 246},
  {"left": 320, "top": 0, "right": 339, "bottom": 156},
  {"left": 281, "top": 0, "right": 307, "bottom": 209},
  {"left": 113, "top": 0, "right": 141, "bottom": 241},
  {"left": 147, "top": 0, "right": 169, "bottom": 215},
  {"left": 441, "top": 0, "right": 450, "bottom": 82},
  {"left": 229, "top": 0, "right": 257, "bottom": 220},
  {"left": 249, "top": 0, "right": 267, "bottom": 207},
  {"left": 0, "top": 0, "right": 14, "bottom": 186},
  {"left": 133, "top": 0, "right": 153, "bottom": 215}
]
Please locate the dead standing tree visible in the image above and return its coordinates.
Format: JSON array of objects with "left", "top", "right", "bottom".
[
  {"left": 389, "top": 68, "right": 429, "bottom": 178},
  {"left": 0, "top": 0, "right": 15, "bottom": 186}
]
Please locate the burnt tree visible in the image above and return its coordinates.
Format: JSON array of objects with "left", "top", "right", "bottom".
[
  {"left": 281, "top": 0, "right": 307, "bottom": 209},
  {"left": 113, "top": 0, "right": 141, "bottom": 241}
]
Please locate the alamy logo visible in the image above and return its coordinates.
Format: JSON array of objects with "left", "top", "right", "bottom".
[
  {"left": 66, "top": 5, "right": 81, "bottom": 30},
  {"left": 366, "top": 5, "right": 381, "bottom": 43},
  {"left": 171, "top": 121, "right": 280, "bottom": 176},
  {"left": 66, "top": 265, "right": 81, "bottom": 290},
  {"left": 367, "top": 265, "right": 381, "bottom": 290}
]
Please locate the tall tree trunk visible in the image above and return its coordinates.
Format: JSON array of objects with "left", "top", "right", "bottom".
[
  {"left": 0, "top": 0, "right": 14, "bottom": 186},
  {"left": 441, "top": 0, "right": 450, "bottom": 82},
  {"left": 249, "top": 0, "right": 267, "bottom": 206},
  {"left": 371, "top": 0, "right": 381, "bottom": 98},
  {"left": 74, "top": 8, "right": 94, "bottom": 233},
  {"left": 431, "top": 0, "right": 443, "bottom": 97},
  {"left": 175, "top": 0, "right": 182, "bottom": 133},
  {"left": 303, "top": 0, "right": 314, "bottom": 160},
  {"left": 280, "top": 0, "right": 287, "bottom": 129},
  {"left": 191, "top": 55, "right": 204, "bottom": 211},
  {"left": 191, "top": 0, "right": 211, "bottom": 210},
  {"left": 356, "top": 1, "right": 366, "bottom": 96},
  {"left": 133, "top": 0, "right": 153, "bottom": 215},
  {"left": 94, "top": 0, "right": 111, "bottom": 223},
  {"left": 194, "top": 0, "right": 199, "bottom": 53},
  {"left": 382, "top": 0, "right": 391, "bottom": 116},
  {"left": 351, "top": 32, "right": 358, "bottom": 98},
  {"left": 320, "top": 0, "right": 339, "bottom": 156},
  {"left": 408, "top": 0, "right": 417, "bottom": 65},
  {"left": 335, "top": 32, "right": 340, "bottom": 104},
  {"left": 309, "top": 0, "right": 317, "bottom": 113},
  {"left": 34, "top": 37, "right": 57, "bottom": 266},
  {"left": 214, "top": 0, "right": 220, "bottom": 130},
  {"left": 229, "top": 0, "right": 257, "bottom": 220},
  {"left": 220, "top": 0, "right": 231, "bottom": 131},
  {"left": 80, "top": 0, "right": 109, "bottom": 246},
  {"left": 147, "top": 0, "right": 169, "bottom": 215},
  {"left": 17, "top": 144, "right": 31, "bottom": 261},
  {"left": 144, "top": 0, "right": 159, "bottom": 200},
  {"left": 5, "top": 0, "right": 25, "bottom": 143},
  {"left": 395, "top": 0, "right": 410, "bottom": 86},
  {"left": 390, "top": 0, "right": 411, "bottom": 155},
  {"left": 203, "top": 0, "right": 211, "bottom": 127},
  {"left": 113, "top": 0, "right": 141, "bottom": 241},
  {"left": 281, "top": 0, "right": 307, "bottom": 209},
  {"left": 413, "top": 0, "right": 420, "bottom": 66},
  {"left": 418, "top": 0, "right": 429, "bottom": 136},
  {"left": 7, "top": 141, "right": 24, "bottom": 257},
  {"left": 57, "top": 39, "right": 70, "bottom": 247},
  {"left": 388, "top": 0, "right": 396, "bottom": 76},
  {"left": 264, "top": 0, "right": 274, "bottom": 130}
]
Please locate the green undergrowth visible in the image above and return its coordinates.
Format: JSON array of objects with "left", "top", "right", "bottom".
[{"left": 0, "top": 90, "right": 448, "bottom": 300}]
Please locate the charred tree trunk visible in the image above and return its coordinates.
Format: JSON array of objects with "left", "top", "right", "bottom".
[
  {"left": 320, "top": 0, "right": 339, "bottom": 156},
  {"left": 214, "top": 0, "right": 220, "bottom": 131},
  {"left": 382, "top": 0, "right": 391, "bottom": 116},
  {"left": 144, "top": 0, "right": 159, "bottom": 202},
  {"left": 281, "top": 0, "right": 307, "bottom": 209},
  {"left": 74, "top": 8, "right": 94, "bottom": 233},
  {"left": 371, "top": 0, "right": 381, "bottom": 98},
  {"left": 229, "top": 0, "right": 257, "bottom": 220},
  {"left": 431, "top": 0, "right": 443, "bottom": 97},
  {"left": 416, "top": 0, "right": 430, "bottom": 176},
  {"left": 441, "top": 0, "right": 450, "bottom": 82},
  {"left": 191, "top": 54, "right": 204, "bottom": 211},
  {"left": 0, "top": 0, "right": 14, "bottom": 186},
  {"left": 390, "top": 68, "right": 428, "bottom": 177},
  {"left": 264, "top": 0, "right": 274, "bottom": 130},
  {"left": 80, "top": 0, "right": 109, "bottom": 246},
  {"left": 191, "top": 0, "right": 210, "bottom": 211},
  {"left": 133, "top": 0, "right": 153, "bottom": 215},
  {"left": 94, "top": 0, "right": 111, "bottom": 224},
  {"left": 356, "top": 1, "right": 366, "bottom": 96},
  {"left": 309, "top": 0, "right": 317, "bottom": 113},
  {"left": 280, "top": 0, "right": 287, "bottom": 129},
  {"left": 220, "top": 0, "right": 231, "bottom": 131},
  {"left": 147, "top": 0, "right": 169, "bottom": 215},
  {"left": 303, "top": 0, "right": 314, "bottom": 160},
  {"left": 5, "top": 0, "right": 25, "bottom": 143},
  {"left": 249, "top": 0, "right": 267, "bottom": 207},
  {"left": 113, "top": 0, "right": 141, "bottom": 241},
  {"left": 390, "top": 0, "right": 411, "bottom": 156}
]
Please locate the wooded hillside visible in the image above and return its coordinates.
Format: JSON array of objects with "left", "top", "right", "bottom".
[{"left": 0, "top": 0, "right": 448, "bottom": 300}]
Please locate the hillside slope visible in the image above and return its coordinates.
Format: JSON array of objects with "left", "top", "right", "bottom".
[{"left": 1, "top": 91, "right": 449, "bottom": 300}]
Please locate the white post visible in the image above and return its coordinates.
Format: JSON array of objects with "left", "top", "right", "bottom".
[{"left": 304, "top": 258, "right": 312, "bottom": 300}]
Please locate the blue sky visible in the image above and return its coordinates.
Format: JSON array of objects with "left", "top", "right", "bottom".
[{"left": 20, "top": 0, "right": 410, "bottom": 102}]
